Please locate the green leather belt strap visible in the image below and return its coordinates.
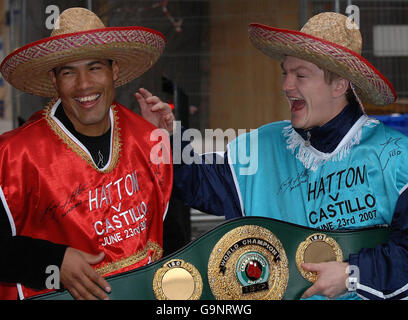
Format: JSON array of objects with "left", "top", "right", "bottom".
[{"left": 31, "top": 217, "right": 389, "bottom": 300}]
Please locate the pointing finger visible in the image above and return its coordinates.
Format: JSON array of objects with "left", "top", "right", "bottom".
[
  {"left": 135, "top": 92, "right": 149, "bottom": 110},
  {"left": 138, "top": 88, "right": 153, "bottom": 99},
  {"left": 146, "top": 96, "right": 161, "bottom": 105},
  {"left": 151, "top": 103, "right": 171, "bottom": 113}
]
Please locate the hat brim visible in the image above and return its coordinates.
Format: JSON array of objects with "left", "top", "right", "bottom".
[
  {"left": 248, "top": 23, "right": 396, "bottom": 106},
  {"left": 0, "top": 26, "right": 166, "bottom": 97}
]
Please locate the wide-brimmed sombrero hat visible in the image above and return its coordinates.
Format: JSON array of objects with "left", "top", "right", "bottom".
[
  {"left": 248, "top": 12, "right": 396, "bottom": 106},
  {"left": 0, "top": 7, "right": 166, "bottom": 97}
]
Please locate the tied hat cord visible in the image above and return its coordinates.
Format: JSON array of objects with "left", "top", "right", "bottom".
[{"left": 350, "top": 82, "right": 366, "bottom": 114}]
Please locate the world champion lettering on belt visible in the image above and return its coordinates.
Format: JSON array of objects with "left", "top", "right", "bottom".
[
  {"left": 208, "top": 225, "right": 289, "bottom": 300},
  {"left": 218, "top": 237, "right": 281, "bottom": 275},
  {"left": 29, "top": 216, "right": 389, "bottom": 300}
]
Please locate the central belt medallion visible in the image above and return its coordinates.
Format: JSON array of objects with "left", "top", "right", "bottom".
[{"left": 208, "top": 225, "right": 289, "bottom": 300}]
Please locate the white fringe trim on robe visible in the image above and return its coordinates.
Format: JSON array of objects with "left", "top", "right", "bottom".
[{"left": 282, "top": 115, "right": 379, "bottom": 171}]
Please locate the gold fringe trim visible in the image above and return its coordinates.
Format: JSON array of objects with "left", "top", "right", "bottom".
[
  {"left": 95, "top": 241, "right": 163, "bottom": 276},
  {"left": 44, "top": 99, "right": 122, "bottom": 173}
]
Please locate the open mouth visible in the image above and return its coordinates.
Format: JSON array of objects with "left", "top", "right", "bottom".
[
  {"left": 288, "top": 96, "right": 306, "bottom": 112},
  {"left": 74, "top": 93, "right": 101, "bottom": 107}
]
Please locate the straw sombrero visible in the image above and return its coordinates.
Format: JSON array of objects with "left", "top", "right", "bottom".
[
  {"left": 0, "top": 7, "right": 166, "bottom": 97},
  {"left": 248, "top": 12, "right": 396, "bottom": 106}
]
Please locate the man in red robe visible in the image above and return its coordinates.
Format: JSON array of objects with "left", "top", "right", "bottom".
[{"left": 0, "top": 7, "right": 173, "bottom": 300}]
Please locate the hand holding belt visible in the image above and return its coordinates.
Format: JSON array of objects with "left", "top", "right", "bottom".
[{"left": 31, "top": 217, "right": 389, "bottom": 300}]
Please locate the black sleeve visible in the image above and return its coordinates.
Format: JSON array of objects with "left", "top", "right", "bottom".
[
  {"left": 0, "top": 202, "right": 68, "bottom": 290},
  {"left": 348, "top": 188, "right": 408, "bottom": 299},
  {"left": 171, "top": 127, "right": 243, "bottom": 219}
]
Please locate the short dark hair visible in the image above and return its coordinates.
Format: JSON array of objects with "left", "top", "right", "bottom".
[{"left": 51, "top": 59, "right": 114, "bottom": 76}]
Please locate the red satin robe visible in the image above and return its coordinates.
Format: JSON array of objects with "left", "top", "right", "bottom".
[{"left": 0, "top": 100, "right": 172, "bottom": 299}]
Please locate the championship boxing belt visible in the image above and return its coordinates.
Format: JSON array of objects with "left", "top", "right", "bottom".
[{"left": 30, "top": 216, "right": 389, "bottom": 300}]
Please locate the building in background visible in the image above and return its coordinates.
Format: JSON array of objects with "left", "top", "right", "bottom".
[
  {"left": 1, "top": 0, "right": 408, "bottom": 247},
  {"left": 0, "top": 0, "right": 11, "bottom": 134}
]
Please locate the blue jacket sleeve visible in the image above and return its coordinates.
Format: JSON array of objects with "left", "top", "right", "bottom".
[
  {"left": 171, "top": 129, "right": 243, "bottom": 220},
  {"left": 348, "top": 188, "right": 408, "bottom": 300}
]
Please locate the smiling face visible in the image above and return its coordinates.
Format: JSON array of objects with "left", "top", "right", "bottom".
[
  {"left": 281, "top": 56, "right": 349, "bottom": 130},
  {"left": 51, "top": 59, "right": 119, "bottom": 136}
]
